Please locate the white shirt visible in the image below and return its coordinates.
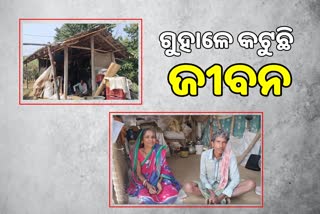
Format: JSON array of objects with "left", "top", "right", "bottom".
[
  {"left": 200, "top": 149, "right": 240, "bottom": 197},
  {"left": 73, "top": 82, "right": 88, "bottom": 94}
]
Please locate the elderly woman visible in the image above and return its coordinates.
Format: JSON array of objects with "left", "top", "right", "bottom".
[
  {"left": 127, "top": 128, "right": 181, "bottom": 204},
  {"left": 184, "top": 130, "right": 256, "bottom": 204}
]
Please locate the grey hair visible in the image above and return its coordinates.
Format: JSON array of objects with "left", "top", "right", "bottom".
[{"left": 211, "top": 129, "right": 230, "bottom": 142}]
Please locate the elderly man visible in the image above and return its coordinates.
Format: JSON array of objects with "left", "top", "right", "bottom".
[
  {"left": 73, "top": 79, "right": 88, "bottom": 96},
  {"left": 184, "top": 130, "right": 256, "bottom": 204}
]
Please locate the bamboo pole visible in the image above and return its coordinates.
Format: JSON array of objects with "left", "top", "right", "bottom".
[
  {"left": 59, "top": 76, "right": 63, "bottom": 94},
  {"left": 69, "top": 45, "right": 111, "bottom": 53},
  {"left": 215, "top": 115, "right": 222, "bottom": 130},
  {"left": 38, "top": 59, "right": 40, "bottom": 74},
  {"left": 91, "top": 36, "right": 96, "bottom": 95},
  {"left": 25, "top": 63, "right": 28, "bottom": 89},
  {"left": 111, "top": 52, "right": 115, "bottom": 63},
  {"left": 47, "top": 45, "right": 60, "bottom": 100},
  {"left": 237, "top": 130, "right": 261, "bottom": 165},
  {"left": 63, "top": 46, "right": 68, "bottom": 100},
  {"left": 192, "top": 119, "right": 196, "bottom": 142},
  {"left": 209, "top": 116, "right": 213, "bottom": 141}
]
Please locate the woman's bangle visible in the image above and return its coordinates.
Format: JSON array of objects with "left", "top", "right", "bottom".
[{"left": 143, "top": 179, "right": 147, "bottom": 186}]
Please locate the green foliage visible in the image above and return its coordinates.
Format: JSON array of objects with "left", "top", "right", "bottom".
[
  {"left": 117, "top": 24, "right": 139, "bottom": 85},
  {"left": 54, "top": 24, "right": 116, "bottom": 42},
  {"left": 23, "top": 57, "right": 39, "bottom": 81}
]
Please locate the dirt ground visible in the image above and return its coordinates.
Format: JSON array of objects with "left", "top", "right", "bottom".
[{"left": 23, "top": 80, "right": 35, "bottom": 99}]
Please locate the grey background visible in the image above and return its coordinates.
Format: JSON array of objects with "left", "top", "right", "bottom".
[{"left": 1, "top": 0, "right": 320, "bottom": 213}]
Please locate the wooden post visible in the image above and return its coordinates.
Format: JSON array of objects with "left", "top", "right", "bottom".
[
  {"left": 58, "top": 77, "right": 63, "bottom": 94},
  {"left": 192, "top": 119, "right": 196, "bottom": 142},
  {"left": 215, "top": 115, "right": 222, "bottom": 130},
  {"left": 25, "top": 63, "right": 28, "bottom": 89},
  {"left": 230, "top": 115, "right": 235, "bottom": 136},
  {"left": 111, "top": 52, "right": 116, "bottom": 63},
  {"left": 63, "top": 46, "right": 68, "bottom": 100},
  {"left": 38, "top": 59, "right": 40, "bottom": 73},
  {"left": 247, "top": 119, "right": 251, "bottom": 131},
  {"left": 47, "top": 45, "right": 60, "bottom": 100},
  {"left": 91, "top": 36, "right": 96, "bottom": 95},
  {"left": 209, "top": 116, "right": 213, "bottom": 141}
]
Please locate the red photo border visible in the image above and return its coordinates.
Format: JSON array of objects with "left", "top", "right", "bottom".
[
  {"left": 19, "top": 18, "right": 143, "bottom": 106},
  {"left": 108, "top": 111, "right": 264, "bottom": 208}
]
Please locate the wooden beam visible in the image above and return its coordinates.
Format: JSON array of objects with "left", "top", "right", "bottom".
[
  {"left": 98, "top": 34, "right": 126, "bottom": 58},
  {"left": 47, "top": 45, "right": 60, "bottom": 100},
  {"left": 192, "top": 119, "right": 196, "bottom": 142},
  {"left": 23, "top": 43, "right": 47, "bottom": 46},
  {"left": 25, "top": 63, "right": 28, "bottom": 89},
  {"left": 98, "top": 34, "right": 117, "bottom": 50},
  {"left": 63, "top": 46, "right": 68, "bottom": 100},
  {"left": 215, "top": 115, "right": 222, "bottom": 130},
  {"left": 113, "top": 49, "right": 126, "bottom": 53},
  {"left": 63, "top": 28, "right": 106, "bottom": 44},
  {"left": 91, "top": 36, "right": 96, "bottom": 95},
  {"left": 38, "top": 59, "right": 41, "bottom": 73},
  {"left": 69, "top": 45, "right": 110, "bottom": 53},
  {"left": 114, "top": 57, "right": 125, "bottom": 62}
]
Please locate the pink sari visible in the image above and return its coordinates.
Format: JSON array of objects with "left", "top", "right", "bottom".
[{"left": 127, "top": 141, "right": 181, "bottom": 204}]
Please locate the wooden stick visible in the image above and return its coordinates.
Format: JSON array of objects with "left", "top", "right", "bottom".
[
  {"left": 69, "top": 45, "right": 113, "bottom": 53},
  {"left": 215, "top": 115, "right": 222, "bottom": 130},
  {"left": 25, "top": 63, "right": 28, "bottom": 89},
  {"left": 47, "top": 45, "right": 60, "bottom": 100},
  {"left": 91, "top": 36, "right": 96, "bottom": 95},
  {"left": 58, "top": 76, "right": 63, "bottom": 94},
  {"left": 111, "top": 52, "right": 115, "bottom": 63},
  {"left": 63, "top": 46, "right": 68, "bottom": 100},
  {"left": 237, "top": 130, "right": 261, "bottom": 165},
  {"left": 209, "top": 116, "right": 213, "bottom": 141},
  {"left": 23, "top": 43, "right": 47, "bottom": 46},
  {"left": 94, "top": 62, "right": 121, "bottom": 96}
]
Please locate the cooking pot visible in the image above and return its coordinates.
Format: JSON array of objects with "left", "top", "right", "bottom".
[
  {"left": 188, "top": 145, "right": 196, "bottom": 154},
  {"left": 180, "top": 146, "right": 189, "bottom": 158}
]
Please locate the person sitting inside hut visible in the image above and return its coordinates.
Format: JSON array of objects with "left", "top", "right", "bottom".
[
  {"left": 73, "top": 79, "right": 88, "bottom": 96},
  {"left": 43, "top": 78, "right": 54, "bottom": 98},
  {"left": 183, "top": 130, "right": 256, "bottom": 204},
  {"left": 127, "top": 128, "right": 181, "bottom": 204}
]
